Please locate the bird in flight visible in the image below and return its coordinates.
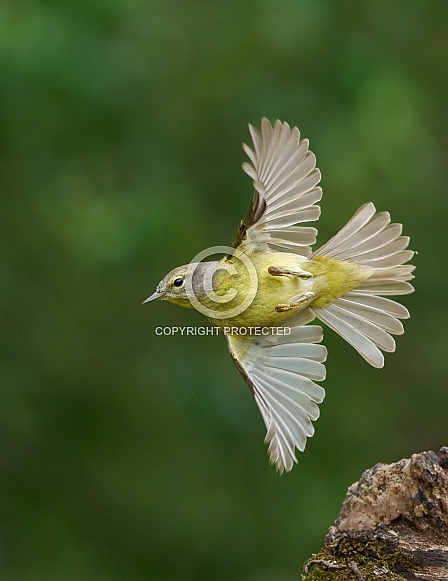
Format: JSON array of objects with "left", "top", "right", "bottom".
[{"left": 145, "top": 118, "right": 415, "bottom": 473}]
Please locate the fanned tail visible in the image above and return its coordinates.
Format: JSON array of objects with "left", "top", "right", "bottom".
[{"left": 310, "top": 203, "right": 415, "bottom": 368}]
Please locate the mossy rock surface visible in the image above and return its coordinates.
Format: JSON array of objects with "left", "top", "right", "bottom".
[{"left": 302, "top": 448, "right": 448, "bottom": 581}]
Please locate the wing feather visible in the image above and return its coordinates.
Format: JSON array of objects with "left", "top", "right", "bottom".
[
  {"left": 227, "top": 319, "right": 326, "bottom": 473},
  {"left": 235, "top": 118, "right": 322, "bottom": 255}
]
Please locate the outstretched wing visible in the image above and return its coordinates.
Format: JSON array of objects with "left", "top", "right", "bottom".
[
  {"left": 233, "top": 118, "right": 322, "bottom": 257},
  {"left": 226, "top": 311, "right": 327, "bottom": 473}
]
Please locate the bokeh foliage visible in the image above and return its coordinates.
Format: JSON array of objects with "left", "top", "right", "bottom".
[{"left": 1, "top": 1, "right": 447, "bottom": 579}]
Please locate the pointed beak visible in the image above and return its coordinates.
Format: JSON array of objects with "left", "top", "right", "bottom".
[{"left": 142, "top": 290, "right": 166, "bottom": 304}]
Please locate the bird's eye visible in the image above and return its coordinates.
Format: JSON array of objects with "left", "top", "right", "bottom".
[{"left": 173, "top": 277, "right": 184, "bottom": 288}]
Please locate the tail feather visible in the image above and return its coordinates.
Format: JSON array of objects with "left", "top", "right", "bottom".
[
  {"left": 311, "top": 304, "right": 386, "bottom": 368},
  {"left": 311, "top": 203, "right": 414, "bottom": 367},
  {"left": 350, "top": 236, "right": 410, "bottom": 262},
  {"left": 338, "top": 293, "right": 410, "bottom": 319},
  {"left": 314, "top": 202, "right": 376, "bottom": 258},
  {"left": 336, "top": 295, "right": 404, "bottom": 334},
  {"left": 353, "top": 279, "right": 414, "bottom": 296},
  {"left": 324, "top": 211, "right": 392, "bottom": 259}
]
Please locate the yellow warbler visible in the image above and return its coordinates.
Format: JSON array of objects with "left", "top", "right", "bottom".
[{"left": 144, "top": 118, "right": 415, "bottom": 473}]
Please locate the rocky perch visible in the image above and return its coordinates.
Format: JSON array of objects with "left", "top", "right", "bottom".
[{"left": 303, "top": 448, "right": 448, "bottom": 581}]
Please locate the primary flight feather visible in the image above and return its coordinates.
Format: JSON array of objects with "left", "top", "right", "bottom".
[{"left": 145, "top": 118, "right": 415, "bottom": 473}]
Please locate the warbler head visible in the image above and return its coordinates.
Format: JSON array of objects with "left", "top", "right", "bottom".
[
  {"left": 144, "top": 261, "right": 222, "bottom": 309},
  {"left": 143, "top": 264, "right": 192, "bottom": 308}
]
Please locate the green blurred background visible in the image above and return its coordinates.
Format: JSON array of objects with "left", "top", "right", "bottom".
[{"left": 1, "top": 1, "right": 447, "bottom": 579}]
